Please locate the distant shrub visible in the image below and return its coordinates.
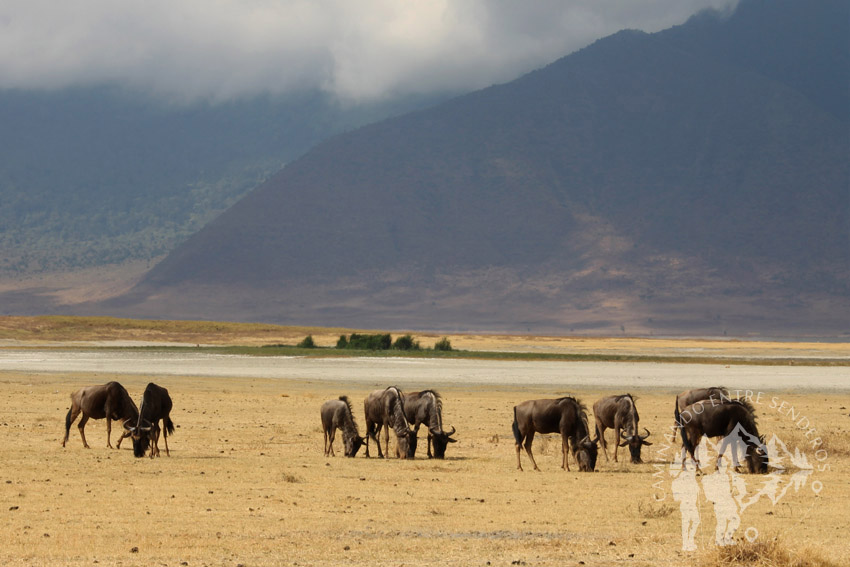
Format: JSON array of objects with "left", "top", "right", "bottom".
[
  {"left": 434, "top": 337, "right": 453, "bottom": 351},
  {"left": 344, "top": 333, "right": 392, "bottom": 350},
  {"left": 393, "top": 334, "right": 420, "bottom": 351},
  {"left": 336, "top": 335, "right": 348, "bottom": 349},
  {"left": 297, "top": 335, "right": 316, "bottom": 348}
]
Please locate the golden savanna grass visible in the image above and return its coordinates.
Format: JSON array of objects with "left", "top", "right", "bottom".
[{"left": 1, "top": 366, "right": 848, "bottom": 566}]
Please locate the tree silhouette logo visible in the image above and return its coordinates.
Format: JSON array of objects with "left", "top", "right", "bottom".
[{"left": 651, "top": 392, "right": 826, "bottom": 552}]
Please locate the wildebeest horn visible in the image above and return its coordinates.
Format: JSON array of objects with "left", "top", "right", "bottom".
[
  {"left": 640, "top": 428, "right": 651, "bottom": 440},
  {"left": 445, "top": 425, "right": 456, "bottom": 436},
  {"left": 581, "top": 435, "right": 596, "bottom": 446}
]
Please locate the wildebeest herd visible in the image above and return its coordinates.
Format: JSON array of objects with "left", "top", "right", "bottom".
[
  {"left": 62, "top": 381, "right": 175, "bottom": 458},
  {"left": 62, "top": 381, "right": 770, "bottom": 474},
  {"left": 319, "top": 385, "right": 770, "bottom": 474}
]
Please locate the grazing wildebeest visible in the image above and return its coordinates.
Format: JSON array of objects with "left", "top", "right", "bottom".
[
  {"left": 675, "top": 398, "right": 768, "bottom": 474},
  {"left": 62, "top": 381, "right": 138, "bottom": 449},
  {"left": 124, "top": 382, "right": 175, "bottom": 459},
  {"left": 673, "top": 387, "right": 731, "bottom": 441},
  {"left": 593, "top": 394, "right": 651, "bottom": 464},
  {"left": 402, "top": 390, "right": 457, "bottom": 459},
  {"left": 321, "top": 396, "right": 365, "bottom": 457},
  {"left": 512, "top": 397, "right": 599, "bottom": 472},
  {"left": 363, "top": 386, "right": 417, "bottom": 459}
]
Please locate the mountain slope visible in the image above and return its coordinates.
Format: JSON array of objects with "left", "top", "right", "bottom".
[
  {"left": 0, "top": 88, "right": 447, "bottom": 276},
  {"left": 101, "top": 0, "right": 849, "bottom": 335}
]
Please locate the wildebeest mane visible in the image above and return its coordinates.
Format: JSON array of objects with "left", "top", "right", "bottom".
[
  {"left": 422, "top": 389, "right": 443, "bottom": 413},
  {"left": 555, "top": 396, "right": 585, "bottom": 410},
  {"left": 339, "top": 395, "right": 354, "bottom": 417},
  {"left": 730, "top": 398, "right": 756, "bottom": 419},
  {"left": 419, "top": 390, "right": 443, "bottom": 432},
  {"left": 386, "top": 386, "right": 410, "bottom": 436},
  {"left": 338, "top": 395, "right": 360, "bottom": 434}
]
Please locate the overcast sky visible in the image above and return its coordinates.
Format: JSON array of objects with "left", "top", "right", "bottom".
[{"left": 0, "top": 0, "right": 738, "bottom": 104}]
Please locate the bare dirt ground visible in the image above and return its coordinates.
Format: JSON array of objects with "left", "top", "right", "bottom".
[
  {"left": 1, "top": 360, "right": 847, "bottom": 566},
  {"left": 0, "top": 350, "right": 849, "bottom": 391}
]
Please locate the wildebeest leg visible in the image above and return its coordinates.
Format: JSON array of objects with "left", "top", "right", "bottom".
[
  {"left": 162, "top": 425, "right": 170, "bottom": 457},
  {"left": 105, "top": 417, "right": 114, "bottom": 449},
  {"left": 427, "top": 432, "right": 433, "bottom": 459},
  {"left": 149, "top": 430, "right": 157, "bottom": 459},
  {"left": 515, "top": 435, "right": 524, "bottom": 471},
  {"left": 77, "top": 414, "right": 91, "bottom": 448},
  {"left": 323, "top": 428, "right": 330, "bottom": 456},
  {"left": 596, "top": 419, "right": 610, "bottom": 461},
  {"left": 524, "top": 431, "right": 540, "bottom": 471},
  {"left": 63, "top": 404, "right": 82, "bottom": 447},
  {"left": 613, "top": 421, "right": 621, "bottom": 463},
  {"left": 382, "top": 424, "right": 390, "bottom": 459},
  {"left": 364, "top": 419, "right": 376, "bottom": 458},
  {"left": 152, "top": 425, "right": 161, "bottom": 458},
  {"left": 692, "top": 438, "right": 702, "bottom": 472},
  {"left": 596, "top": 419, "right": 609, "bottom": 462},
  {"left": 561, "top": 434, "right": 571, "bottom": 471},
  {"left": 328, "top": 427, "right": 337, "bottom": 457},
  {"left": 680, "top": 444, "right": 691, "bottom": 470},
  {"left": 116, "top": 428, "right": 131, "bottom": 449}
]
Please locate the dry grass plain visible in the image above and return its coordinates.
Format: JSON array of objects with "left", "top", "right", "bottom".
[{"left": 2, "top": 364, "right": 848, "bottom": 566}]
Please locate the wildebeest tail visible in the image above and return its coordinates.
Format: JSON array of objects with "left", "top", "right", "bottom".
[
  {"left": 675, "top": 396, "right": 694, "bottom": 455},
  {"left": 64, "top": 407, "right": 73, "bottom": 435},
  {"left": 672, "top": 394, "right": 679, "bottom": 442},
  {"left": 512, "top": 406, "right": 522, "bottom": 445},
  {"left": 163, "top": 416, "right": 175, "bottom": 436}
]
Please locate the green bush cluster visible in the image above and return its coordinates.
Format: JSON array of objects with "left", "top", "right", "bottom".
[
  {"left": 339, "top": 333, "right": 392, "bottom": 350},
  {"left": 332, "top": 333, "right": 440, "bottom": 351},
  {"left": 392, "top": 334, "right": 420, "bottom": 351}
]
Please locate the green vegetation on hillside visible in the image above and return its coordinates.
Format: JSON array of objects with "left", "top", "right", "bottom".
[{"left": 0, "top": 88, "right": 450, "bottom": 277}]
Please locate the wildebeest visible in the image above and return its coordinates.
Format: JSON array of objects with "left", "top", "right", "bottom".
[
  {"left": 673, "top": 387, "right": 731, "bottom": 441},
  {"left": 363, "top": 386, "right": 417, "bottom": 459},
  {"left": 62, "top": 381, "right": 138, "bottom": 449},
  {"left": 593, "top": 394, "right": 651, "bottom": 464},
  {"left": 321, "top": 396, "right": 365, "bottom": 457},
  {"left": 512, "top": 397, "right": 599, "bottom": 472},
  {"left": 402, "top": 390, "right": 457, "bottom": 459},
  {"left": 675, "top": 398, "right": 768, "bottom": 474},
  {"left": 124, "top": 382, "right": 175, "bottom": 458}
]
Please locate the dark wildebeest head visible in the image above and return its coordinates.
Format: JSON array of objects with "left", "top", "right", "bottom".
[
  {"left": 593, "top": 394, "right": 651, "bottom": 464},
  {"left": 321, "top": 396, "right": 365, "bottom": 457},
  {"left": 125, "top": 383, "right": 175, "bottom": 459},
  {"left": 363, "top": 387, "right": 417, "bottom": 459},
  {"left": 676, "top": 398, "right": 768, "bottom": 474},
  {"left": 512, "top": 397, "right": 599, "bottom": 472},
  {"left": 62, "top": 381, "right": 138, "bottom": 449},
  {"left": 402, "top": 390, "right": 457, "bottom": 459}
]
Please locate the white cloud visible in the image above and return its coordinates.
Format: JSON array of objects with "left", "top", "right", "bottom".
[{"left": 0, "top": 0, "right": 738, "bottom": 103}]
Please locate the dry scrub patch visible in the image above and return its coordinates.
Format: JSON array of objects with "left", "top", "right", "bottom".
[
  {"left": 0, "top": 372, "right": 847, "bottom": 566},
  {"left": 699, "top": 538, "right": 840, "bottom": 567}
]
